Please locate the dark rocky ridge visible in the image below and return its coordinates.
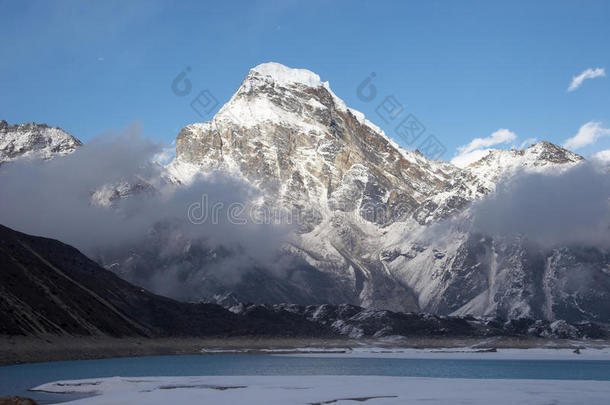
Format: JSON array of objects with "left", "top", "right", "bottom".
[
  {"left": 0, "top": 224, "right": 327, "bottom": 338},
  {"left": 1, "top": 223, "right": 604, "bottom": 341}
]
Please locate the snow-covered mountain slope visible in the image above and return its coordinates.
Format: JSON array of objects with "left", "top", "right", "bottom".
[
  {"left": 158, "top": 62, "right": 610, "bottom": 323},
  {"left": 0, "top": 120, "right": 82, "bottom": 164},
  {"left": 464, "top": 141, "right": 583, "bottom": 192}
]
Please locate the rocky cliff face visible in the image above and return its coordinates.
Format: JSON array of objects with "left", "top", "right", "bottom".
[
  {"left": 165, "top": 62, "right": 609, "bottom": 323},
  {"left": 0, "top": 120, "right": 81, "bottom": 164}
]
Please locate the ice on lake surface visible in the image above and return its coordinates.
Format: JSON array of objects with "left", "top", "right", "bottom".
[
  {"left": 33, "top": 375, "right": 610, "bottom": 405},
  {"left": 3, "top": 348, "right": 610, "bottom": 404}
]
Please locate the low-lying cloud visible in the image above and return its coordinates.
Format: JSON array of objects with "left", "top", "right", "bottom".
[
  {"left": 470, "top": 161, "right": 610, "bottom": 249},
  {"left": 0, "top": 126, "right": 295, "bottom": 300}
]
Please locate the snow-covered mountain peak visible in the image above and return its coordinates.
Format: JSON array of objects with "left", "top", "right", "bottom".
[
  {"left": 0, "top": 120, "right": 82, "bottom": 164},
  {"left": 213, "top": 62, "right": 354, "bottom": 132},
  {"left": 176, "top": 65, "right": 584, "bottom": 229},
  {"left": 249, "top": 62, "right": 325, "bottom": 88},
  {"left": 463, "top": 141, "right": 583, "bottom": 192},
  {"left": 176, "top": 62, "right": 463, "bottom": 231},
  {"left": 469, "top": 141, "right": 583, "bottom": 168},
  {"left": 467, "top": 141, "right": 582, "bottom": 170},
  {"left": 522, "top": 140, "right": 583, "bottom": 164},
  {"left": 210, "top": 62, "right": 395, "bottom": 158},
  {"left": 474, "top": 141, "right": 581, "bottom": 169}
]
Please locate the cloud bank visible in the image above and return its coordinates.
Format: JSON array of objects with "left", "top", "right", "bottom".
[
  {"left": 470, "top": 161, "right": 610, "bottom": 249},
  {"left": 0, "top": 126, "right": 295, "bottom": 300}
]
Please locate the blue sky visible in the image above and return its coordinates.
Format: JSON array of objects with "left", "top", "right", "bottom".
[{"left": 1, "top": 0, "right": 609, "bottom": 163}]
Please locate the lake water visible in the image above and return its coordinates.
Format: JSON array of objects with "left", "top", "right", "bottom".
[{"left": 2, "top": 354, "right": 610, "bottom": 404}]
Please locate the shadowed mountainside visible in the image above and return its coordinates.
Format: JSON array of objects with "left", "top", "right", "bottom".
[{"left": 0, "top": 224, "right": 327, "bottom": 338}]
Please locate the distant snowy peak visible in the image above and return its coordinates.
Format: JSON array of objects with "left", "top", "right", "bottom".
[
  {"left": 469, "top": 141, "right": 582, "bottom": 169},
  {"left": 523, "top": 141, "right": 583, "bottom": 165},
  {"left": 0, "top": 120, "right": 82, "bottom": 164},
  {"left": 465, "top": 141, "right": 583, "bottom": 190}
]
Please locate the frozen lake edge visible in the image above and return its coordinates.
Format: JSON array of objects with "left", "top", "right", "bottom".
[{"left": 32, "top": 375, "right": 610, "bottom": 405}]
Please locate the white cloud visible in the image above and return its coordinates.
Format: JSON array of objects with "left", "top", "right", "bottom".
[
  {"left": 451, "top": 129, "right": 517, "bottom": 168},
  {"left": 518, "top": 137, "right": 538, "bottom": 149},
  {"left": 568, "top": 68, "right": 605, "bottom": 92},
  {"left": 152, "top": 140, "right": 176, "bottom": 165},
  {"left": 458, "top": 129, "right": 517, "bottom": 155},
  {"left": 563, "top": 121, "right": 610, "bottom": 150},
  {"left": 450, "top": 149, "right": 492, "bottom": 168},
  {"left": 591, "top": 149, "right": 610, "bottom": 164}
]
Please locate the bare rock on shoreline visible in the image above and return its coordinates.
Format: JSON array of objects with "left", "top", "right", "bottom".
[{"left": 0, "top": 396, "right": 39, "bottom": 405}]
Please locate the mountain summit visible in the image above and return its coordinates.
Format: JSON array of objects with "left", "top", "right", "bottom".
[{"left": 250, "top": 62, "right": 327, "bottom": 87}]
